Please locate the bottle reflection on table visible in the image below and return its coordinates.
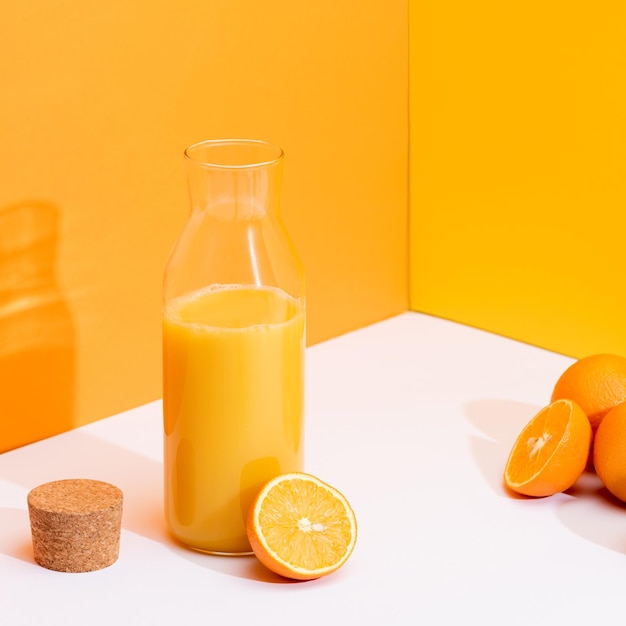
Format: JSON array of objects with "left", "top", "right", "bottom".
[{"left": 0, "top": 200, "right": 75, "bottom": 453}]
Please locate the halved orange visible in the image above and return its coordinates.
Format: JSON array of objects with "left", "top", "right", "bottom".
[
  {"left": 246, "top": 472, "right": 357, "bottom": 581},
  {"left": 504, "top": 399, "right": 592, "bottom": 497}
]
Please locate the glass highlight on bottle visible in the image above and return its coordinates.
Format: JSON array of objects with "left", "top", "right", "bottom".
[{"left": 163, "top": 139, "right": 305, "bottom": 554}]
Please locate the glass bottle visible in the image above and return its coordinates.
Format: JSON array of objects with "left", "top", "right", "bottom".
[{"left": 162, "top": 139, "right": 305, "bottom": 555}]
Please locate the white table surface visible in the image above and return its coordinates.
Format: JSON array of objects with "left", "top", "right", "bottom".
[{"left": 1, "top": 312, "right": 623, "bottom": 625}]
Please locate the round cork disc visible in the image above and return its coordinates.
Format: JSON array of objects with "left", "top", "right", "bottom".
[{"left": 27, "top": 479, "right": 123, "bottom": 573}]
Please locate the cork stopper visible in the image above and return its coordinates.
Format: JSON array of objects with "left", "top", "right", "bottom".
[{"left": 27, "top": 479, "right": 123, "bottom": 573}]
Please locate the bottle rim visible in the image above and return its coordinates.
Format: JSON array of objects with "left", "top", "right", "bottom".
[{"left": 184, "top": 139, "right": 284, "bottom": 170}]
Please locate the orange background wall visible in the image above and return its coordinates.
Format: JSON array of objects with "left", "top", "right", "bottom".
[
  {"left": 1, "top": 1, "right": 408, "bottom": 451},
  {"left": 409, "top": 1, "right": 626, "bottom": 358},
  {"left": 8, "top": 1, "right": 624, "bottom": 453}
]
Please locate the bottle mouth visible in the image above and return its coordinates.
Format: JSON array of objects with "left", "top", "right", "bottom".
[{"left": 184, "top": 139, "right": 284, "bottom": 170}]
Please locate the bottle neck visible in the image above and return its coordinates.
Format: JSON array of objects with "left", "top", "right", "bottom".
[
  {"left": 164, "top": 139, "right": 302, "bottom": 302},
  {"left": 186, "top": 154, "right": 282, "bottom": 222}
]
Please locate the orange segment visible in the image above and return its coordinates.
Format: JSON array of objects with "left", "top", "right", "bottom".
[
  {"left": 246, "top": 472, "right": 357, "bottom": 581},
  {"left": 504, "top": 399, "right": 592, "bottom": 497}
]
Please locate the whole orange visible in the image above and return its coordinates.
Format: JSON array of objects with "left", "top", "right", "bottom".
[
  {"left": 593, "top": 402, "right": 626, "bottom": 502},
  {"left": 551, "top": 353, "right": 626, "bottom": 432}
]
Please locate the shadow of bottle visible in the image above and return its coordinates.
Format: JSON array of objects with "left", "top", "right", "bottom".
[{"left": 0, "top": 200, "right": 76, "bottom": 453}]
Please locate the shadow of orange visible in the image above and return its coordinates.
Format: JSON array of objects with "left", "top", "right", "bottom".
[
  {"left": 465, "top": 397, "right": 540, "bottom": 496},
  {"left": 466, "top": 398, "right": 626, "bottom": 555},
  {"left": 0, "top": 200, "right": 75, "bottom": 453}
]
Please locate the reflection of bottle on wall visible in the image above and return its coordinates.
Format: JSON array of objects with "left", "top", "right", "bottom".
[{"left": 0, "top": 201, "right": 75, "bottom": 452}]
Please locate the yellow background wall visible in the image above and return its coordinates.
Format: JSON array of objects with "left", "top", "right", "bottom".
[
  {"left": 1, "top": 1, "right": 408, "bottom": 451},
  {"left": 409, "top": 1, "right": 626, "bottom": 357}
]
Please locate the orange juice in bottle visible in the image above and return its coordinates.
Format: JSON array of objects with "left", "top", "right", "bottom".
[{"left": 163, "top": 140, "right": 304, "bottom": 554}]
